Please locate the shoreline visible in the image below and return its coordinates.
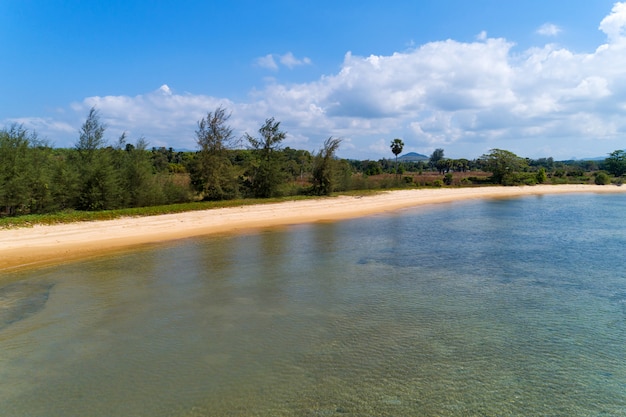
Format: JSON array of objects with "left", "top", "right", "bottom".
[{"left": 1, "top": 184, "right": 625, "bottom": 272}]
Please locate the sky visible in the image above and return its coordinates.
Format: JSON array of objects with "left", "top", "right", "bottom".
[{"left": 1, "top": 0, "right": 625, "bottom": 160}]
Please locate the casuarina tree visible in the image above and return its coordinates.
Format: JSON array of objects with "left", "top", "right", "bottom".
[
  {"left": 245, "top": 117, "right": 287, "bottom": 197},
  {"left": 311, "top": 137, "right": 342, "bottom": 195}
]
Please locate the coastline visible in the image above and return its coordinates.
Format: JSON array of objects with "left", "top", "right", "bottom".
[{"left": 1, "top": 184, "right": 624, "bottom": 272}]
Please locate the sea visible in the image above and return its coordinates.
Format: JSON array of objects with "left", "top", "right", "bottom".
[{"left": 0, "top": 192, "right": 625, "bottom": 416}]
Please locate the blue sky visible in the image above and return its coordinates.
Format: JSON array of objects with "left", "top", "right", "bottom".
[{"left": 1, "top": 0, "right": 624, "bottom": 160}]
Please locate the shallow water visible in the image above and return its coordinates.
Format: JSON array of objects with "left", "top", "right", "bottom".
[{"left": 1, "top": 193, "right": 625, "bottom": 416}]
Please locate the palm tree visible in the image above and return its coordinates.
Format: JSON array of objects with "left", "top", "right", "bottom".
[{"left": 390, "top": 138, "right": 404, "bottom": 177}]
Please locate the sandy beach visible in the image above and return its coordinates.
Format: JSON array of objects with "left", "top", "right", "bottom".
[{"left": 1, "top": 184, "right": 624, "bottom": 272}]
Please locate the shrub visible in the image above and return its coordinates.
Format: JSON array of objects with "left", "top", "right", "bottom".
[
  {"left": 595, "top": 172, "right": 611, "bottom": 185},
  {"left": 536, "top": 168, "right": 547, "bottom": 184}
]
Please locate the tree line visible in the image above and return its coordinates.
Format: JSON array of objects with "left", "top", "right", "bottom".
[
  {"left": 0, "top": 107, "right": 346, "bottom": 216},
  {"left": 1, "top": 106, "right": 625, "bottom": 217}
]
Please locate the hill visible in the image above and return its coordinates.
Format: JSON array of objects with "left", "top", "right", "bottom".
[{"left": 398, "top": 152, "right": 429, "bottom": 162}]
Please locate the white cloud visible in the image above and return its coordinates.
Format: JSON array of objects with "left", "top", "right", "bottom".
[
  {"left": 17, "top": 3, "right": 626, "bottom": 160},
  {"left": 279, "top": 52, "right": 312, "bottom": 68},
  {"left": 599, "top": 2, "right": 626, "bottom": 43},
  {"left": 256, "top": 52, "right": 312, "bottom": 70},
  {"left": 3, "top": 117, "right": 75, "bottom": 145},
  {"left": 255, "top": 54, "right": 279, "bottom": 70},
  {"left": 536, "top": 23, "right": 562, "bottom": 36},
  {"left": 69, "top": 86, "right": 236, "bottom": 149}
]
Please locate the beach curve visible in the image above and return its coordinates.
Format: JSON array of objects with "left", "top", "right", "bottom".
[{"left": 1, "top": 184, "right": 624, "bottom": 272}]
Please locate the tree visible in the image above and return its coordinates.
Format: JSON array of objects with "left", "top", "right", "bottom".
[
  {"left": 536, "top": 167, "right": 547, "bottom": 184},
  {"left": 435, "top": 159, "right": 452, "bottom": 175},
  {"left": 604, "top": 149, "right": 626, "bottom": 177},
  {"left": 390, "top": 138, "right": 404, "bottom": 177},
  {"left": 76, "top": 107, "right": 107, "bottom": 159},
  {"left": 119, "top": 136, "right": 164, "bottom": 206},
  {"left": 0, "top": 125, "right": 34, "bottom": 215},
  {"left": 364, "top": 160, "right": 383, "bottom": 176},
  {"left": 245, "top": 117, "right": 287, "bottom": 197},
  {"left": 191, "top": 106, "right": 240, "bottom": 200},
  {"left": 429, "top": 148, "right": 444, "bottom": 169},
  {"left": 595, "top": 171, "right": 611, "bottom": 185},
  {"left": 74, "top": 108, "right": 122, "bottom": 210},
  {"left": 480, "top": 148, "right": 528, "bottom": 185},
  {"left": 311, "top": 137, "right": 342, "bottom": 195}
]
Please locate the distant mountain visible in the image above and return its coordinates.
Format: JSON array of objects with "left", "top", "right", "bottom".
[{"left": 398, "top": 152, "right": 429, "bottom": 162}]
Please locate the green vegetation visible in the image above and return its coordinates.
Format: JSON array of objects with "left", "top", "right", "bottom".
[
  {"left": 244, "top": 117, "right": 287, "bottom": 198},
  {"left": 1, "top": 106, "right": 624, "bottom": 226},
  {"left": 479, "top": 148, "right": 529, "bottom": 185},
  {"left": 311, "top": 137, "right": 343, "bottom": 196},
  {"left": 190, "top": 106, "right": 240, "bottom": 200},
  {"left": 604, "top": 149, "right": 626, "bottom": 177},
  {"left": 594, "top": 171, "right": 611, "bottom": 185}
]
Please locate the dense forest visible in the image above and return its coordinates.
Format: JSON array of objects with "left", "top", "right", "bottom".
[{"left": 1, "top": 107, "right": 625, "bottom": 217}]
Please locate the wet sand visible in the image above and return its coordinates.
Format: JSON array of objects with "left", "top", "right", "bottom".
[{"left": 1, "top": 184, "right": 624, "bottom": 272}]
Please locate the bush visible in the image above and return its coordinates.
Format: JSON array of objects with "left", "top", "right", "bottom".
[
  {"left": 595, "top": 172, "right": 611, "bottom": 185},
  {"left": 536, "top": 168, "right": 547, "bottom": 184},
  {"left": 433, "top": 179, "right": 444, "bottom": 187},
  {"left": 444, "top": 173, "right": 454, "bottom": 185}
]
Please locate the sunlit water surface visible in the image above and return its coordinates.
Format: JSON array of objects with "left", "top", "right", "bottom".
[{"left": 1, "top": 193, "right": 626, "bottom": 416}]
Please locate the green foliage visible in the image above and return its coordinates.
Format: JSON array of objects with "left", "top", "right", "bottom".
[
  {"left": 390, "top": 138, "right": 404, "bottom": 176},
  {"left": 480, "top": 149, "right": 528, "bottom": 185},
  {"left": 390, "top": 139, "right": 404, "bottom": 157},
  {"left": 5, "top": 104, "right": 616, "bottom": 223},
  {"left": 0, "top": 125, "right": 50, "bottom": 215},
  {"left": 604, "top": 149, "right": 626, "bottom": 177},
  {"left": 311, "top": 137, "right": 342, "bottom": 196},
  {"left": 435, "top": 159, "right": 451, "bottom": 174},
  {"left": 245, "top": 118, "right": 287, "bottom": 198},
  {"left": 283, "top": 147, "right": 313, "bottom": 180},
  {"left": 363, "top": 160, "right": 383, "bottom": 176},
  {"left": 594, "top": 171, "right": 611, "bottom": 185},
  {"left": 429, "top": 148, "right": 444, "bottom": 167},
  {"left": 76, "top": 107, "right": 107, "bottom": 157},
  {"left": 536, "top": 167, "right": 547, "bottom": 184},
  {"left": 190, "top": 107, "right": 240, "bottom": 200}
]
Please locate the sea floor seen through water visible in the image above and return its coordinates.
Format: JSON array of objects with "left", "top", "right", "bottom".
[{"left": 1, "top": 193, "right": 625, "bottom": 416}]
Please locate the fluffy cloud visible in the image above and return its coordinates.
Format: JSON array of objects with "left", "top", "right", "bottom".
[
  {"left": 536, "top": 23, "right": 562, "bottom": 36},
  {"left": 4, "top": 117, "right": 75, "bottom": 146},
  {"left": 599, "top": 2, "right": 626, "bottom": 43},
  {"left": 255, "top": 54, "right": 279, "bottom": 70},
  {"left": 15, "top": 3, "right": 626, "bottom": 160},
  {"left": 279, "top": 52, "right": 312, "bottom": 68},
  {"left": 70, "top": 85, "right": 235, "bottom": 149},
  {"left": 256, "top": 52, "right": 311, "bottom": 70}
]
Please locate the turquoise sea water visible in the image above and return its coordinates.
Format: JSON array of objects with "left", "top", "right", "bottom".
[{"left": 1, "top": 193, "right": 625, "bottom": 416}]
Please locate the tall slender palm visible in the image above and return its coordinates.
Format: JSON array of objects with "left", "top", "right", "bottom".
[{"left": 390, "top": 138, "right": 404, "bottom": 177}]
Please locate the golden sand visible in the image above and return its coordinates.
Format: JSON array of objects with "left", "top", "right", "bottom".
[{"left": 1, "top": 184, "right": 624, "bottom": 272}]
